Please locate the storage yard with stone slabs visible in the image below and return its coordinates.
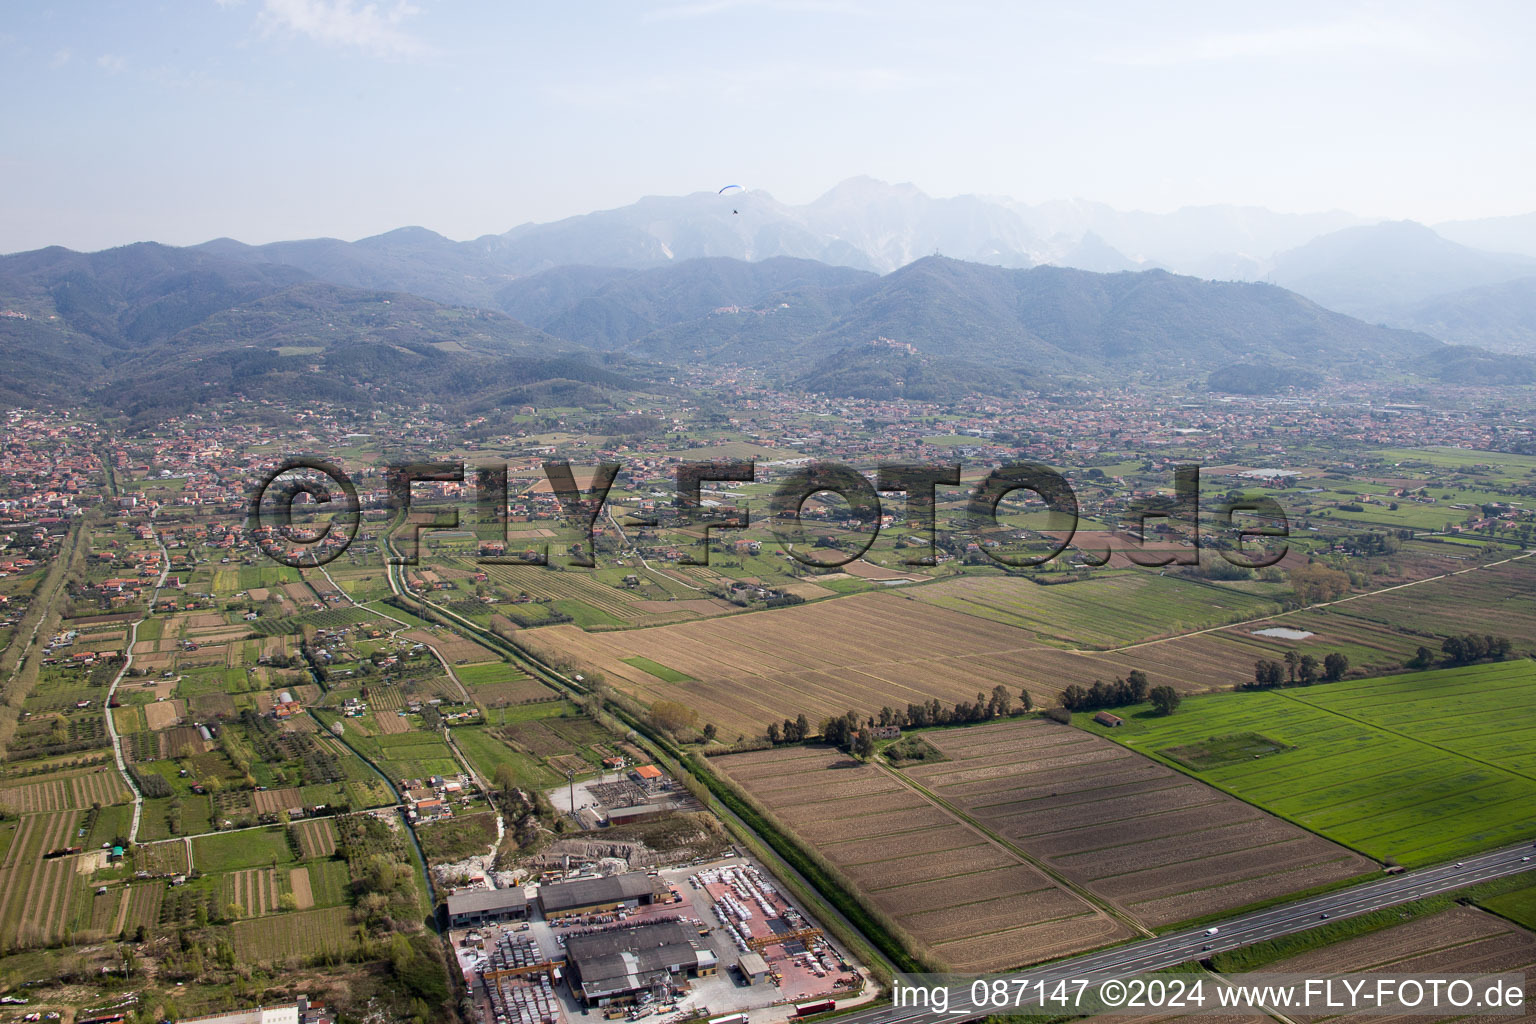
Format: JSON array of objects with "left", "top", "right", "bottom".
[
  {"left": 902, "top": 718, "right": 1375, "bottom": 928},
  {"left": 713, "top": 745, "right": 1133, "bottom": 972}
]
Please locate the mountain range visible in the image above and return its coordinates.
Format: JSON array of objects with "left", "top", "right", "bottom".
[
  {"left": 0, "top": 243, "right": 656, "bottom": 423},
  {"left": 4, "top": 180, "right": 1536, "bottom": 419},
  {"left": 149, "top": 179, "right": 1536, "bottom": 356}
]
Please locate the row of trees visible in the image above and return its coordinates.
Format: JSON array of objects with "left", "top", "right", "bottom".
[
  {"left": 765, "top": 684, "right": 1035, "bottom": 747},
  {"left": 1436, "top": 633, "right": 1513, "bottom": 665},
  {"left": 1060, "top": 671, "right": 1150, "bottom": 712},
  {"left": 1246, "top": 651, "right": 1349, "bottom": 689}
]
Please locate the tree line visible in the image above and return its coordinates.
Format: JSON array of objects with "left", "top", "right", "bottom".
[
  {"left": 1058, "top": 670, "right": 1181, "bottom": 716},
  {"left": 1409, "top": 633, "right": 1513, "bottom": 667},
  {"left": 1245, "top": 651, "right": 1349, "bottom": 689},
  {"left": 764, "top": 684, "right": 1034, "bottom": 750}
]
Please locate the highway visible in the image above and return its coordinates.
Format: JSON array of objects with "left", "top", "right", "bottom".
[{"left": 833, "top": 841, "right": 1536, "bottom": 1024}]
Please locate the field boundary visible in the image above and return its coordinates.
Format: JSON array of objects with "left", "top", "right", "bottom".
[{"left": 877, "top": 759, "right": 1153, "bottom": 939}]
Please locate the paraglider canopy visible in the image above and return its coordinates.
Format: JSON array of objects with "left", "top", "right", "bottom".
[{"left": 719, "top": 184, "right": 743, "bottom": 213}]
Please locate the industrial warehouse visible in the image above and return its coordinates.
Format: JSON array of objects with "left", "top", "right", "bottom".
[
  {"left": 448, "top": 857, "right": 870, "bottom": 1024},
  {"left": 447, "top": 888, "right": 531, "bottom": 928},
  {"left": 539, "top": 872, "right": 658, "bottom": 920},
  {"left": 564, "top": 921, "right": 718, "bottom": 1005}
]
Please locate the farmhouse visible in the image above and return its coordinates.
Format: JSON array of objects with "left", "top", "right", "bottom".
[
  {"left": 539, "top": 872, "right": 657, "bottom": 920},
  {"left": 564, "top": 920, "right": 717, "bottom": 1005},
  {"left": 444, "top": 888, "right": 530, "bottom": 927},
  {"left": 1093, "top": 711, "right": 1124, "bottom": 727}
]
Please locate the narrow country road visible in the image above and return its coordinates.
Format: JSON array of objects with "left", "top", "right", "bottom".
[{"left": 106, "top": 513, "right": 171, "bottom": 844}]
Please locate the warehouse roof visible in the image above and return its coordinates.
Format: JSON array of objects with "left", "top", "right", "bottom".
[
  {"left": 540, "top": 872, "right": 655, "bottom": 913},
  {"left": 566, "top": 920, "right": 694, "bottom": 960},
  {"left": 445, "top": 888, "right": 528, "bottom": 917},
  {"left": 567, "top": 922, "right": 716, "bottom": 1001}
]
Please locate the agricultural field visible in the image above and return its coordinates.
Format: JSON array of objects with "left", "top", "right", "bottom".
[
  {"left": 517, "top": 591, "right": 1289, "bottom": 738},
  {"left": 900, "top": 718, "right": 1374, "bottom": 927},
  {"left": 223, "top": 866, "right": 287, "bottom": 916},
  {"left": 348, "top": 731, "right": 459, "bottom": 780},
  {"left": 1481, "top": 879, "right": 1536, "bottom": 931},
  {"left": 229, "top": 905, "right": 353, "bottom": 960},
  {"left": 453, "top": 659, "right": 557, "bottom": 706},
  {"left": 620, "top": 655, "right": 695, "bottom": 683},
  {"left": 0, "top": 770, "right": 129, "bottom": 812},
  {"left": 1309, "top": 558, "right": 1536, "bottom": 655},
  {"left": 1086, "top": 661, "right": 1536, "bottom": 866},
  {"left": 0, "top": 810, "right": 84, "bottom": 948},
  {"left": 452, "top": 724, "right": 561, "bottom": 790},
  {"left": 291, "top": 818, "right": 339, "bottom": 859},
  {"left": 192, "top": 825, "right": 295, "bottom": 873},
  {"left": 452, "top": 704, "right": 616, "bottom": 789},
  {"left": 472, "top": 558, "right": 727, "bottom": 630},
  {"left": 527, "top": 549, "right": 1535, "bottom": 740},
  {"left": 523, "top": 593, "right": 1059, "bottom": 738},
  {"left": 135, "top": 839, "right": 191, "bottom": 876},
  {"left": 909, "top": 571, "right": 1284, "bottom": 649},
  {"left": 1261, "top": 905, "right": 1536, "bottom": 1012},
  {"left": 713, "top": 745, "right": 1134, "bottom": 971},
  {"left": 302, "top": 858, "right": 352, "bottom": 908}
]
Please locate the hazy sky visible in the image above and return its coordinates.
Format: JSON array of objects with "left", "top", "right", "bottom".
[{"left": 4, "top": 1, "right": 1534, "bottom": 252}]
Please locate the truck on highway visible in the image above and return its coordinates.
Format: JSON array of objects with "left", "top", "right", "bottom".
[
  {"left": 792, "top": 1001, "right": 837, "bottom": 1019},
  {"left": 1204, "top": 927, "right": 1219, "bottom": 936}
]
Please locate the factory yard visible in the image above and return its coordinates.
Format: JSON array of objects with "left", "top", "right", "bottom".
[
  {"left": 713, "top": 746, "right": 1134, "bottom": 972},
  {"left": 451, "top": 855, "right": 868, "bottom": 1024},
  {"left": 904, "top": 718, "right": 1376, "bottom": 927}
]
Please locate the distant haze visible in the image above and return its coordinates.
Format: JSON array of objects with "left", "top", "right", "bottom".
[{"left": 4, "top": 2, "right": 1536, "bottom": 252}]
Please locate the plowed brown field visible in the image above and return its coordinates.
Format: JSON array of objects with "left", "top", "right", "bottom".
[
  {"left": 713, "top": 746, "right": 1133, "bottom": 972},
  {"left": 906, "top": 719, "right": 1374, "bottom": 927}
]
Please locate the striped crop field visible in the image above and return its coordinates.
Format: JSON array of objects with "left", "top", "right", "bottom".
[
  {"left": 902, "top": 718, "right": 1373, "bottom": 927},
  {"left": 231, "top": 905, "right": 353, "bottom": 961},
  {"left": 1085, "top": 660, "right": 1536, "bottom": 866},
  {"left": 292, "top": 818, "right": 338, "bottom": 859},
  {"left": 0, "top": 810, "right": 83, "bottom": 949},
  {"left": 713, "top": 746, "right": 1133, "bottom": 972},
  {"left": 909, "top": 571, "right": 1284, "bottom": 649}
]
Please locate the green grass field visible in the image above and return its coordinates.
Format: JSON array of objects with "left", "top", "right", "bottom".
[
  {"left": 455, "top": 660, "right": 530, "bottom": 686},
  {"left": 1081, "top": 660, "right": 1536, "bottom": 866},
  {"left": 302, "top": 858, "right": 351, "bottom": 908},
  {"left": 908, "top": 570, "right": 1284, "bottom": 649},
  {"left": 620, "top": 655, "right": 695, "bottom": 683},
  {"left": 192, "top": 826, "right": 295, "bottom": 872},
  {"left": 452, "top": 725, "right": 561, "bottom": 789},
  {"left": 1479, "top": 877, "right": 1536, "bottom": 930}
]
